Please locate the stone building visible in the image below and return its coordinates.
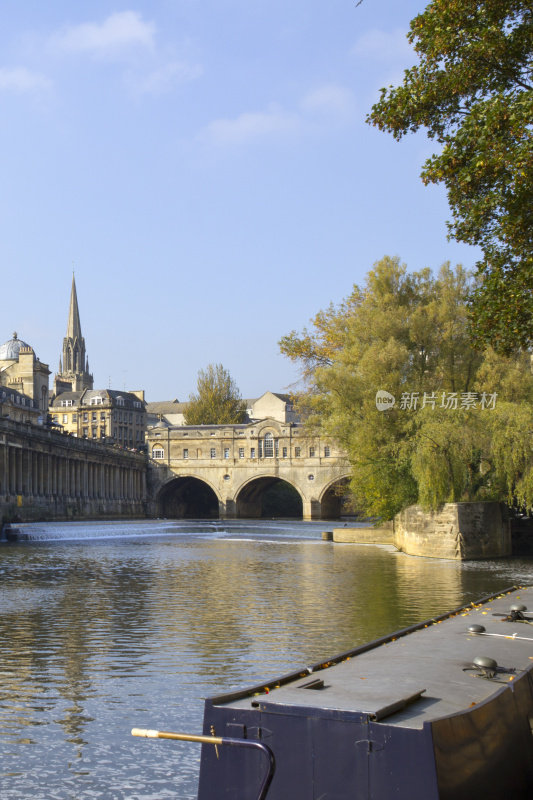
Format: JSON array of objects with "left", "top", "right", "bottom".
[
  {"left": 0, "top": 332, "right": 50, "bottom": 417},
  {"left": 50, "top": 389, "right": 147, "bottom": 449},
  {"left": 0, "top": 385, "right": 42, "bottom": 425},
  {"left": 146, "top": 391, "right": 299, "bottom": 427}
]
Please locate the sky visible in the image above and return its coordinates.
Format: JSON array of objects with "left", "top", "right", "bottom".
[{"left": 0, "top": 0, "right": 481, "bottom": 402}]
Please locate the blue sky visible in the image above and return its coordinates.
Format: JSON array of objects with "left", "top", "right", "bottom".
[{"left": 0, "top": 1, "right": 480, "bottom": 401}]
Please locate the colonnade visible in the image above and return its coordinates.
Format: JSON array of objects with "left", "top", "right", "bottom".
[{"left": 0, "top": 419, "right": 147, "bottom": 517}]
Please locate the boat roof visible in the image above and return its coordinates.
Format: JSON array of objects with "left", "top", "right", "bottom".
[{"left": 208, "top": 586, "right": 533, "bottom": 730}]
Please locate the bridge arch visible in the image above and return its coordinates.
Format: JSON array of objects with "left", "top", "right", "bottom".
[
  {"left": 319, "top": 474, "right": 352, "bottom": 519},
  {"left": 234, "top": 475, "right": 303, "bottom": 519},
  {"left": 157, "top": 475, "right": 221, "bottom": 519}
]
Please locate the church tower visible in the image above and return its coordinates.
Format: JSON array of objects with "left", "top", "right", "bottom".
[{"left": 53, "top": 275, "right": 94, "bottom": 396}]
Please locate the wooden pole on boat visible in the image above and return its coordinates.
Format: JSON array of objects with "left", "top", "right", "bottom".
[{"left": 132, "top": 728, "right": 223, "bottom": 744}]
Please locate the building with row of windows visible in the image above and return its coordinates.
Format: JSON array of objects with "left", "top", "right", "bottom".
[
  {"left": 49, "top": 389, "right": 147, "bottom": 449},
  {"left": 0, "top": 385, "right": 43, "bottom": 425},
  {"left": 147, "top": 417, "right": 337, "bottom": 468}
]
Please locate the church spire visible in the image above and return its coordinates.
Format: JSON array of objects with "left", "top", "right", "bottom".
[
  {"left": 53, "top": 274, "right": 94, "bottom": 395},
  {"left": 67, "top": 273, "right": 82, "bottom": 340}
]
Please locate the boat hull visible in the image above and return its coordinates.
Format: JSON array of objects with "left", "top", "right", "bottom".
[{"left": 197, "top": 588, "right": 533, "bottom": 799}]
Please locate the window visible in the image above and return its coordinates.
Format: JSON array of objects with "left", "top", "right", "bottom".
[
  {"left": 133, "top": 400, "right": 141, "bottom": 408},
  {"left": 210, "top": 448, "right": 216, "bottom": 459},
  {"left": 250, "top": 447, "right": 256, "bottom": 458},
  {"left": 62, "top": 414, "right": 68, "bottom": 424},
  {"left": 295, "top": 446, "right": 301, "bottom": 457},
  {"left": 61, "top": 399, "right": 73, "bottom": 407},
  {"left": 90, "top": 397, "right": 103, "bottom": 405},
  {"left": 152, "top": 447, "right": 164, "bottom": 459},
  {"left": 324, "top": 446, "right": 331, "bottom": 457},
  {"left": 224, "top": 447, "right": 230, "bottom": 459},
  {"left": 282, "top": 446, "right": 288, "bottom": 458},
  {"left": 239, "top": 447, "right": 245, "bottom": 459},
  {"left": 92, "top": 427, "right": 97, "bottom": 438},
  {"left": 116, "top": 396, "right": 125, "bottom": 407},
  {"left": 183, "top": 448, "right": 189, "bottom": 459},
  {"left": 309, "top": 447, "right": 316, "bottom": 457},
  {"left": 72, "top": 414, "right": 77, "bottom": 422},
  {"left": 263, "top": 432, "right": 274, "bottom": 458},
  {"left": 92, "top": 412, "right": 97, "bottom": 421},
  {"left": 100, "top": 412, "right": 106, "bottom": 421},
  {"left": 83, "top": 412, "right": 88, "bottom": 422}
]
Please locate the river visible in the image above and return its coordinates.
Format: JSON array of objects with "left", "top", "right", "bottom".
[{"left": 0, "top": 519, "right": 532, "bottom": 799}]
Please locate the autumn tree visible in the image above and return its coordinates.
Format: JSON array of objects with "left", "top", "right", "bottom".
[
  {"left": 367, "top": 0, "right": 533, "bottom": 354},
  {"left": 280, "top": 256, "right": 533, "bottom": 519},
  {"left": 184, "top": 364, "right": 247, "bottom": 425}
]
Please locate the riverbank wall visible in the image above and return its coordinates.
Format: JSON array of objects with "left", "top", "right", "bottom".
[{"left": 332, "top": 502, "right": 513, "bottom": 560}]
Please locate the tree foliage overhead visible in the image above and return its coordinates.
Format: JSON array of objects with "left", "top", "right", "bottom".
[
  {"left": 184, "top": 363, "right": 247, "bottom": 425},
  {"left": 280, "top": 256, "right": 533, "bottom": 519},
  {"left": 367, "top": 0, "right": 533, "bottom": 354}
]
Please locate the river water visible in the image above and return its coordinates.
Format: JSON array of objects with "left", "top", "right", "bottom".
[{"left": 1, "top": 519, "right": 532, "bottom": 799}]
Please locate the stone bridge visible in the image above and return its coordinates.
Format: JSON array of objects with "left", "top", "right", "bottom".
[{"left": 146, "top": 418, "right": 351, "bottom": 520}]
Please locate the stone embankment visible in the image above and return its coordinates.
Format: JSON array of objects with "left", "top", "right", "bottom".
[{"left": 332, "top": 502, "right": 512, "bottom": 560}]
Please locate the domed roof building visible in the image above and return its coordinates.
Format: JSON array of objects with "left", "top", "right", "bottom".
[
  {"left": 0, "top": 332, "right": 32, "bottom": 361},
  {"left": 0, "top": 332, "right": 50, "bottom": 415}
]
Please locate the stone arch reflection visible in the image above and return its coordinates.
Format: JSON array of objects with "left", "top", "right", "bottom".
[{"left": 158, "top": 477, "right": 219, "bottom": 518}]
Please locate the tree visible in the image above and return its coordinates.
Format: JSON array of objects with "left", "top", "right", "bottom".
[
  {"left": 184, "top": 364, "right": 247, "bottom": 425},
  {"left": 367, "top": 0, "right": 533, "bottom": 354},
  {"left": 280, "top": 256, "right": 533, "bottom": 519}
]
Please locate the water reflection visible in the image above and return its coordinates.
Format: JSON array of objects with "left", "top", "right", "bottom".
[{"left": 0, "top": 520, "right": 531, "bottom": 799}]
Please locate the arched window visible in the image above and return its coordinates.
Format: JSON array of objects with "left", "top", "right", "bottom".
[
  {"left": 152, "top": 446, "right": 165, "bottom": 460},
  {"left": 263, "top": 432, "right": 274, "bottom": 458}
]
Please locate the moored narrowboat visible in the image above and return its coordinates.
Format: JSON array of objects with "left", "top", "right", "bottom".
[{"left": 194, "top": 586, "right": 533, "bottom": 799}]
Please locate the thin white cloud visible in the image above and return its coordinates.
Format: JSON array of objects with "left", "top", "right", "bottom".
[
  {"left": 134, "top": 60, "right": 203, "bottom": 95},
  {"left": 0, "top": 67, "right": 51, "bottom": 92},
  {"left": 201, "top": 83, "right": 356, "bottom": 147},
  {"left": 201, "top": 104, "right": 300, "bottom": 146},
  {"left": 352, "top": 28, "right": 412, "bottom": 62},
  {"left": 300, "top": 84, "right": 356, "bottom": 118},
  {"left": 49, "top": 11, "right": 155, "bottom": 58}
]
